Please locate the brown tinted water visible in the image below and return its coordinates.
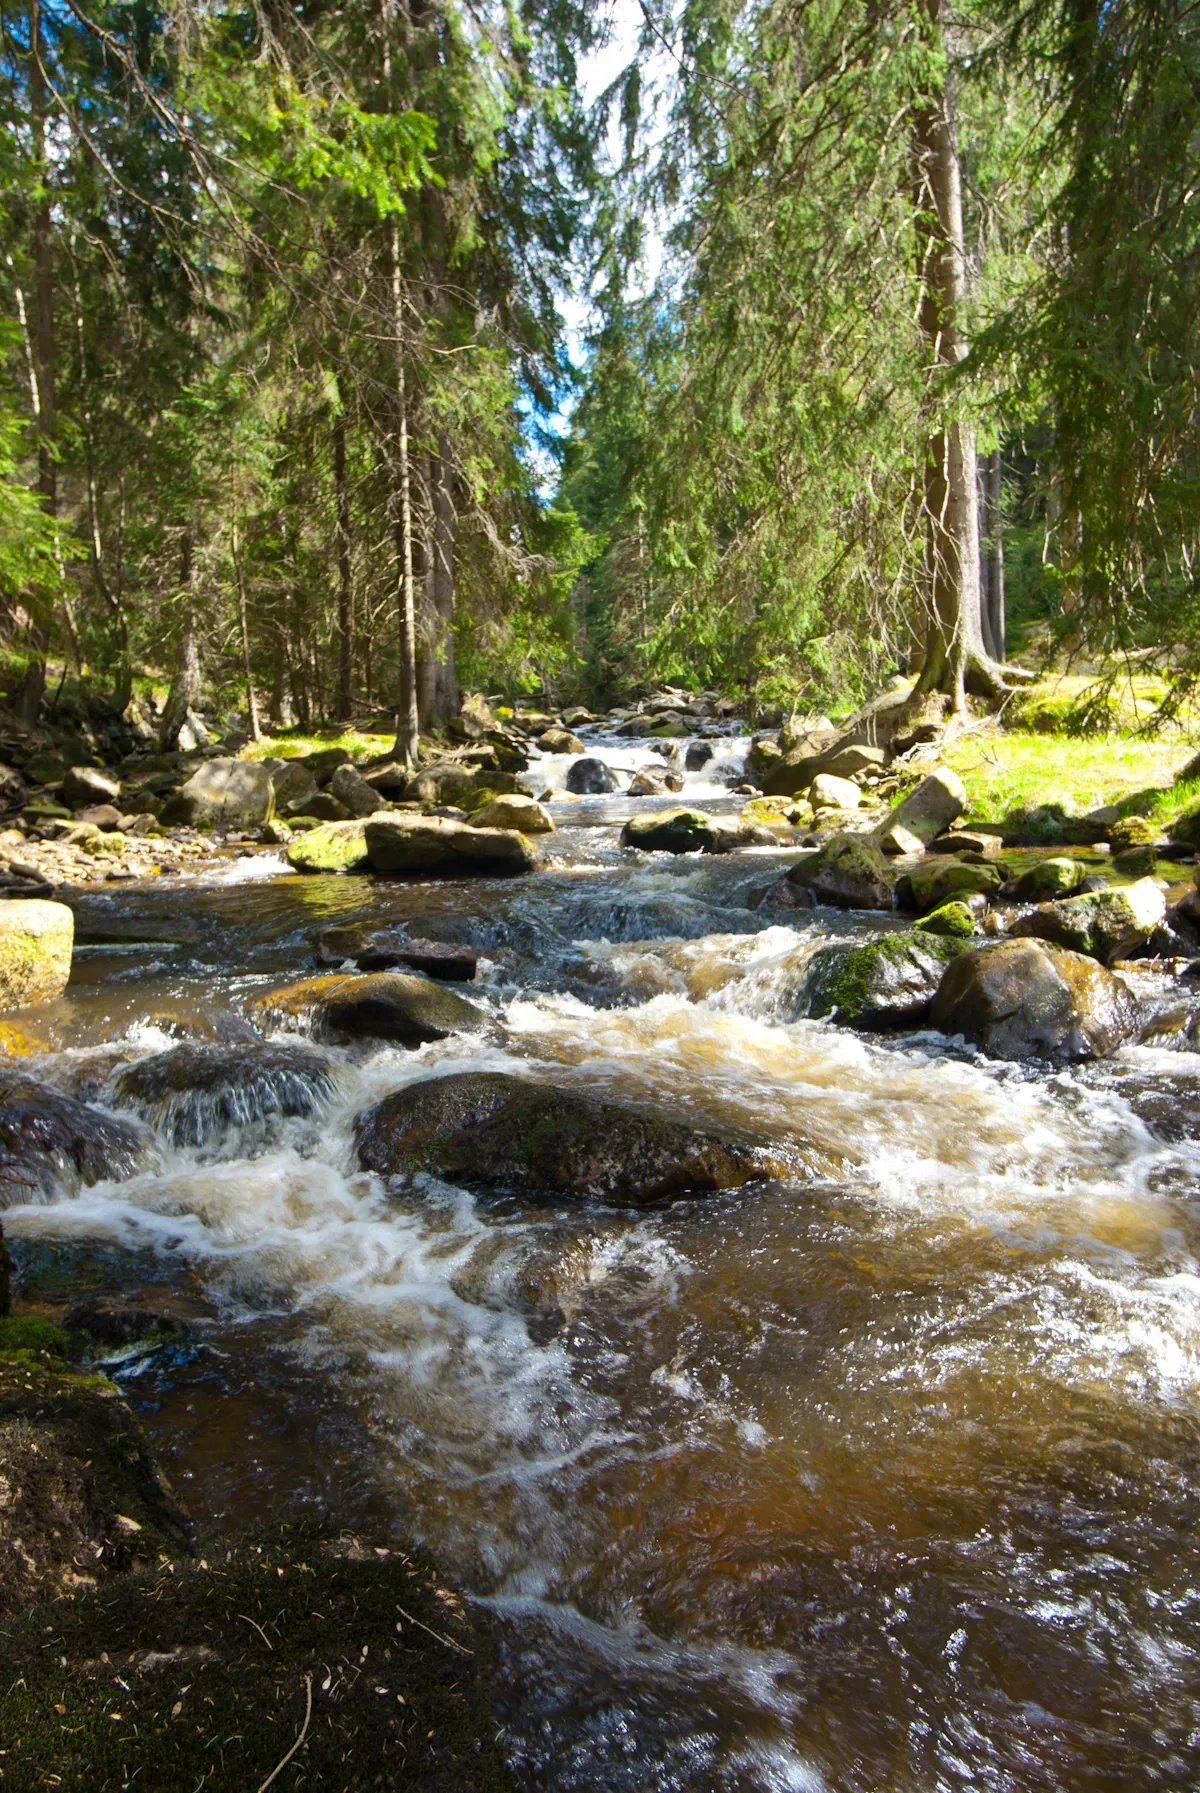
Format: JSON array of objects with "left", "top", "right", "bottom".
[{"left": 5, "top": 770, "right": 1200, "bottom": 1790}]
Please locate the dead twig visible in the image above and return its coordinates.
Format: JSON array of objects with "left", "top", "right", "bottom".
[
  {"left": 395, "top": 1604, "right": 473, "bottom": 1657},
  {"left": 256, "top": 1672, "right": 312, "bottom": 1793}
]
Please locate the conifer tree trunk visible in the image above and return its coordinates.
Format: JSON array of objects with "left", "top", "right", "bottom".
[
  {"left": 232, "top": 519, "right": 261, "bottom": 742},
  {"left": 333, "top": 404, "right": 354, "bottom": 722},
  {"left": 985, "top": 449, "right": 1005, "bottom": 657},
  {"left": 161, "top": 532, "right": 202, "bottom": 745},
  {"left": 21, "top": 0, "right": 56, "bottom": 727},
  {"left": 909, "top": 0, "right": 1002, "bottom": 711},
  {"left": 381, "top": 2, "right": 420, "bottom": 768},
  {"left": 423, "top": 439, "right": 457, "bottom": 726}
]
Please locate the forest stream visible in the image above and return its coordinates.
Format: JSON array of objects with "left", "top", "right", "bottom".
[{"left": 4, "top": 721, "right": 1199, "bottom": 1793}]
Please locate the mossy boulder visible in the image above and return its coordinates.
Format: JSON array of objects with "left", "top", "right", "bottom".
[
  {"left": 285, "top": 818, "right": 370, "bottom": 873},
  {"left": 0, "top": 1073, "right": 151, "bottom": 1204},
  {"left": 801, "top": 931, "right": 965, "bottom": 1028},
  {"left": 914, "top": 900, "right": 977, "bottom": 939},
  {"left": 1109, "top": 814, "right": 1159, "bottom": 851},
  {"left": 1169, "top": 804, "right": 1200, "bottom": 848},
  {"left": 906, "top": 857, "right": 1003, "bottom": 913},
  {"left": 1010, "top": 877, "right": 1166, "bottom": 965},
  {"left": 255, "top": 972, "right": 488, "bottom": 1047},
  {"left": 111, "top": 1041, "right": 338, "bottom": 1148},
  {"left": 621, "top": 808, "right": 737, "bottom": 854},
  {"left": 355, "top": 1070, "right": 802, "bottom": 1205},
  {"left": 789, "top": 831, "right": 897, "bottom": 910},
  {"left": 0, "top": 898, "right": 73, "bottom": 1006},
  {"left": 1113, "top": 844, "right": 1159, "bottom": 876},
  {"left": 930, "top": 938, "right": 1139, "bottom": 1061},
  {"left": 1008, "top": 856, "right": 1087, "bottom": 902}
]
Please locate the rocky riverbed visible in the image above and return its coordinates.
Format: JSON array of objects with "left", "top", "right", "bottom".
[{"left": 3, "top": 689, "right": 1200, "bottom": 1789}]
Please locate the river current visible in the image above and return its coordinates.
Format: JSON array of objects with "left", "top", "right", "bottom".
[{"left": 5, "top": 729, "right": 1200, "bottom": 1791}]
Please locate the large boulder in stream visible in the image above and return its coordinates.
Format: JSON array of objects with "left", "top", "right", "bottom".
[
  {"left": 929, "top": 938, "right": 1139, "bottom": 1061},
  {"left": 1010, "top": 878, "right": 1166, "bottom": 965},
  {"left": 470, "top": 793, "right": 555, "bottom": 834},
  {"left": 255, "top": 972, "right": 488, "bottom": 1046},
  {"left": 111, "top": 1042, "right": 338, "bottom": 1148},
  {"left": 0, "top": 899, "right": 74, "bottom": 1006},
  {"left": 565, "top": 756, "right": 619, "bottom": 795},
  {"left": 621, "top": 808, "right": 774, "bottom": 855},
  {"left": 354, "top": 1071, "right": 797, "bottom": 1206},
  {"left": 787, "top": 832, "right": 897, "bottom": 910},
  {"left": 160, "top": 758, "right": 274, "bottom": 829},
  {"left": 801, "top": 932, "right": 966, "bottom": 1029},
  {"left": 904, "top": 856, "right": 1002, "bottom": 913},
  {"left": 365, "top": 814, "right": 534, "bottom": 877},
  {"left": 0, "top": 1073, "right": 151, "bottom": 1204}
]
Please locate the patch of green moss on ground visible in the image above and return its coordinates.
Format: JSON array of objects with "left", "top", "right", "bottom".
[
  {"left": 242, "top": 726, "right": 395, "bottom": 764},
  {"left": 0, "top": 1315, "right": 68, "bottom": 1357},
  {"left": 0, "top": 1529, "right": 519, "bottom": 1793}
]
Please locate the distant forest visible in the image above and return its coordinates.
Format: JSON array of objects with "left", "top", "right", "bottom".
[{"left": 1, "top": 0, "right": 1197, "bottom": 749}]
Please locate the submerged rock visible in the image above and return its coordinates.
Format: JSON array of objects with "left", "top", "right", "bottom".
[
  {"left": 0, "top": 1073, "right": 150, "bottom": 1203},
  {"left": 364, "top": 814, "right": 534, "bottom": 877},
  {"left": 1010, "top": 877, "right": 1166, "bottom": 965},
  {"left": 355, "top": 1071, "right": 796, "bottom": 1205},
  {"left": 255, "top": 972, "right": 487, "bottom": 1046},
  {"left": 788, "top": 832, "right": 897, "bottom": 910},
  {"left": 929, "top": 938, "right": 1139, "bottom": 1061},
  {"left": 111, "top": 1042, "right": 338, "bottom": 1148},
  {"left": 801, "top": 932, "right": 965, "bottom": 1029},
  {"left": 565, "top": 756, "right": 619, "bottom": 794},
  {"left": 0, "top": 898, "right": 74, "bottom": 1006}
]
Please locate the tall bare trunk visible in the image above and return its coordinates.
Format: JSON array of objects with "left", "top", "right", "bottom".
[
  {"left": 21, "top": 0, "right": 56, "bottom": 726},
  {"left": 985, "top": 449, "right": 1005, "bottom": 657},
  {"left": 161, "top": 532, "right": 202, "bottom": 746},
  {"left": 333, "top": 403, "right": 354, "bottom": 722},
  {"left": 381, "top": 5, "right": 420, "bottom": 768},
  {"left": 428, "top": 438, "right": 457, "bottom": 725},
  {"left": 232, "top": 519, "right": 262, "bottom": 742},
  {"left": 909, "top": 0, "right": 998, "bottom": 710}
]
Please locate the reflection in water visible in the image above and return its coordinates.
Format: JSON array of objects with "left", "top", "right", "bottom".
[{"left": 5, "top": 781, "right": 1200, "bottom": 1790}]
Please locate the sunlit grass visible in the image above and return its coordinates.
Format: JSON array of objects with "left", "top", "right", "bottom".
[
  {"left": 938, "top": 730, "right": 1196, "bottom": 824},
  {"left": 241, "top": 726, "right": 396, "bottom": 763}
]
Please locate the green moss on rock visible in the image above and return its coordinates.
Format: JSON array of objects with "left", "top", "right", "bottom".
[
  {"left": 0, "top": 1314, "right": 68, "bottom": 1357},
  {"left": 803, "top": 931, "right": 965, "bottom": 1028},
  {"left": 285, "top": 818, "right": 370, "bottom": 873},
  {"left": 914, "top": 900, "right": 977, "bottom": 939}
]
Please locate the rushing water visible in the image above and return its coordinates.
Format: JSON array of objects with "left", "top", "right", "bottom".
[{"left": 5, "top": 730, "right": 1200, "bottom": 1791}]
